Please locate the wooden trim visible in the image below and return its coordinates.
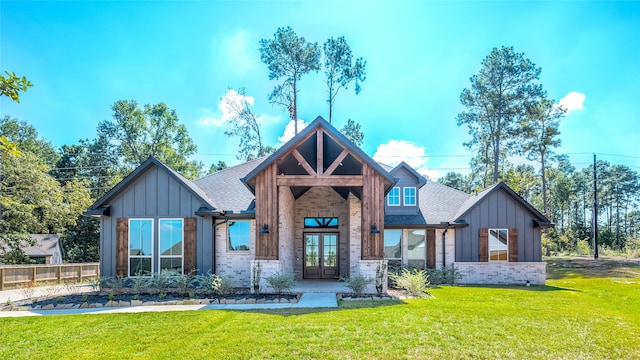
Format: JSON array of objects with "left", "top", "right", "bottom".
[
  {"left": 116, "top": 218, "right": 129, "bottom": 277},
  {"left": 276, "top": 175, "right": 363, "bottom": 187},
  {"left": 183, "top": 218, "right": 197, "bottom": 274},
  {"left": 478, "top": 228, "right": 489, "bottom": 262},
  {"left": 316, "top": 129, "right": 324, "bottom": 175},
  {"left": 292, "top": 149, "right": 316, "bottom": 176},
  {"left": 324, "top": 149, "right": 349, "bottom": 175},
  {"left": 426, "top": 229, "right": 436, "bottom": 269},
  {"left": 508, "top": 228, "right": 519, "bottom": 262}
]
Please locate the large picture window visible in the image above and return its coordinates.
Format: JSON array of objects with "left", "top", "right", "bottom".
[
  {"left": 387, "top": 187, "right": 400, "bottom": 206},
  {"left": 129, "top": 219, "right": 153, "bottom": 276},
  {"left": 489, "top": 229, "right": 508, "bottom": 261},
  {"left": 228, "top": 220, "right": 250, "bottom": 251},
  {"left": 407, "top": 230, "right": 425, "bottom": 269},
  {"left": 404, "top": 187, "right": 416, "bottom": 206},
  {"left": 384, "top": 229, "right": 402, "bottom": 260},
  {"left": 159, "top": 219, "right": 183, "bottom": 273}
]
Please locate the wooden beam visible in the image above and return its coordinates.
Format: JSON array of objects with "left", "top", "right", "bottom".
[
  {"left": 292, "top": 149, "right": 316, "bottom": 176},
  {"left": 316, "top": 129, "right": 324, "bottom": 175},
  {"left": 276, "top": 175, "right": 363, "bottom": 187},
  {"left": 324, "top": 149, "right": 349, "bottom": 176}
]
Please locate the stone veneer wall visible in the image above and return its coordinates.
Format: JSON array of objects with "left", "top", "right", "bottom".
[
  {"left": 454, "top": 262, "right": 546, "bottom": 285},
  {"left": 356, "top": 260, "right": 388, "bottom": 294},
  {"left": 294, "top": 187, "right": 349, "bottom": 279},
  {"left": 279, "top": 186, "right": 296, "bottom": 274},
  {"left": 435, "top": 229, "right": 455, "bottom": 269},
  {"left": 214, "top": 220, "right": 255, "bottom": 287},
  {"left": 348, "top": 193, "right": 361, "bottom": 276},
  {"left": 250, "top": 260, "right": 282, "bottom": 293}
]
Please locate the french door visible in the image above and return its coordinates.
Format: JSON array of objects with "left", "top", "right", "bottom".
[{"left": 303, "top": 233, "right": 338, "bottom": 279}]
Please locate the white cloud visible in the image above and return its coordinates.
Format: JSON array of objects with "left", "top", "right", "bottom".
[
  {"left": 221, "top": 29, "right": 256, "bottom": 76},
  {"left": 277, "top": 120, "right": 309, "bottom": 145},
  {"left": 373, "top": 140, "right": 439, "bottom": 179},
  {"left": 199, "top": 89, "right": 254, "bottom": 127},
  {"left": 558, "top": 91, "right": 586, "bottom": 115}
]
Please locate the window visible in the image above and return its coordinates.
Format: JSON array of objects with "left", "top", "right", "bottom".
[
  {"left": 489, "top": 229, "right": 508, "bottom": 261},
  {"left": 384, "top": 229, "right": 402, "bottom": 260},
  {"left": 129, "top": 219, "right": 153, "bottom": 276},
  {"left": 159, "top": 219, "right": 183, "bottom": 273},
  {"left": 407, "top": 230, "right": 425, "bottom": 269},
  {"left": 387, "top": 187, "right": 400, "bottom": 206},
  {"left": 228, "top": 220, "right": 250, "bottom": 251},
  {"left": 403, "top": 187, "right": 416, "bottom": 206},
  {"left": 304, "top": 217, "right": 338, "bottom": 228}
]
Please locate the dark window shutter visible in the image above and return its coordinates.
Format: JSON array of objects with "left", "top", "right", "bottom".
[
  {"left": 478, "top": 228, "right": 489, "bottom": 262},
  {"left": 426, "top": 229, "right": 436, "bottom": 269},
  {"left": 508, "top": 228, "right": 518, "bottom": 262},
  {"left": 183, "top": 218, "right": 197, "bottom": 274},
  {"left": 116, "top": 218, "right": 128, "bottom": 277}
]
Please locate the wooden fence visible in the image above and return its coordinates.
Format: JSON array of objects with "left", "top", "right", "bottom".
[{"left": 0, "top": 263, "right": 100, "bottom": 290}]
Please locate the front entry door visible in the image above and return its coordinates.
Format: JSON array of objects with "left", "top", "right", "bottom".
[{"left": 304, "top": 233, "right": 338, "bottom": 279}]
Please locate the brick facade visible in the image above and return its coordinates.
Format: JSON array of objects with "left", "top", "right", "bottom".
[
  {"left": 214, "top": 221, "right": 256, "bottom": 287},
  {"left": 454, "top": 262, "right": 546, "bottom": 285}
]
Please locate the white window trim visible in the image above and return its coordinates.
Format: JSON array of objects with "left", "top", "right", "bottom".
[
  {"left": 387, "top": 187, "right": 401, "bottom": 206},
  {"left": 158, "top": 218, "right": 184, "bottom": 274},
  {"left": 407, "top": 229, "right": 426, "bottom": 268},
  {"left": 227, "top": 220, "right": 251, "bottom": 253},
  {"left": 488, "top": 228, "right": 509, "bottom": 262},
  {"left": 403, "top": 187, "right": 417, "bottom": 206},
  {"left": 128, "top": 218, "right": 154, "bottom": 277}
]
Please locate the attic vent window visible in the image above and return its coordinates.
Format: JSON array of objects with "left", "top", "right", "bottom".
[{"left": 304, "top": 217, "right": 339, "bottom": 228}]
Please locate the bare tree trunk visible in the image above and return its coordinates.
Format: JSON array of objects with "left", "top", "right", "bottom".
[
  {"left": 541, "top": 152, "right": 547, "bottom": 214},
  {"left": 293, "top": 81, "right": 298, "bottom": 135}
]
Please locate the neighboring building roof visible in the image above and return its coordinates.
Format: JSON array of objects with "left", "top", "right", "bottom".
[
  {"left": 23, "top": 234, "right": 61, "bottom": 257},
  {"left": 85, "top": 156, "right": 219, "bottom": 216},
  {"left": 194, "top": 157, "right": 266, "bottom": 214},
  {"left": 242, "top": 116, "right": 397, "bottom": 193},
  {"left": 452, "top": 181, "right": 553, "bottom": 226}
]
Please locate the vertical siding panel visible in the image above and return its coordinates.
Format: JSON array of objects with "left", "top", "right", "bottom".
[
  {"left": 157, "top": 172, "right": 169, "bottom": 216},
  {"left": 146, "top": 168, "right": 158, "bottom": 215},
  {"left": 134, "top": 177, "right": 146, "bottom": 216}
]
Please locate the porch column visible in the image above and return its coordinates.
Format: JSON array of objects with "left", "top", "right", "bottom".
[{"left": 255, "top": 163, "right": 279, "bottom": 259}]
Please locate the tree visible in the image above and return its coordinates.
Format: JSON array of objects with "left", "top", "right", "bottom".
[
  {"left": 1, "top": 116, "right": 58, "bottom": 165},
  {"left": 0, "top": 70, "right": 32, "bottom": 103},
  {"left": 521, "top": 97, "right": 565, "bottom": 214},
  {"left": 323, "top": 37, "right": 366, "bottom": 123},
  {"left": 208, "top": 161, "right": 228, "bottom": 174},
  {"left": 438, "top": 172, "right": 471, "bottom": 193},
  {"left": 97, "top": 100, "right": 203, "bottom": 179},
  {"left": 457, "top": 46, "right": 544, "bottom": 184},
  {"left": 260, "top": 26, "right": 321, "bottom": 135},
  {"left": 340, "top": 119, "right": 364, "bottom": 147},
  {"left": 222, "top": 88, "right": 275, "bottom": 161}
]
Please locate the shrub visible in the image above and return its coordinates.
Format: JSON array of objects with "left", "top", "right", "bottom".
[
  {"left": 340, "top": 273, "right": 372, "bottom": 295},
  {"left": 152, "top": 269, "right": 177, "bottom": 290},
  {"left": 425, "top": 266, "right": 461, "bottom": 285},
  {"left": 265, "top": 272, "right": 296, "bottom": 294},
  {"left": 19, "top": 282, "right": 36, "bottom": 301},
  {"left": 211, "top": 275, "right": 234, "bottom": 296},
  {"left": 389, "top": 268, "right": 430, "bottom": 297},
  {"left": 193, "top": 272, "right": 216, "bottom": 293},
  {"left": 173, "top": 273, "right": 193, "bottom": 295}
]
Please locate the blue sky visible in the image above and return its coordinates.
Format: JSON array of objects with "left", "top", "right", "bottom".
[{"left": 1, "top": 1, "right": 639, "bottom": 178}]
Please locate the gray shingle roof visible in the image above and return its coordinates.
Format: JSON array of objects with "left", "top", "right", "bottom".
[
  {"left": 419, "top": 180, "right": 471, "bottom": 224},
  {"left": 23, "top": 234, "right": 61, "bottom": 257},
  {"left": 194, "top": 157, "right": 267, "bottom": 213}
]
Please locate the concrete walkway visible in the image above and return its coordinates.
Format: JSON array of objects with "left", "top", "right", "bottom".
[{"left": 0, "top": 293, "right": 338, "bottom": 318}]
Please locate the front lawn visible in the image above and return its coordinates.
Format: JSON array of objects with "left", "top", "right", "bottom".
[{"left": 1, "top": 257, "right": 639, "bottom": 359}]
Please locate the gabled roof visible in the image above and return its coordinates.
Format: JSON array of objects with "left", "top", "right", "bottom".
[
  {"left": 85, "top": 156, "right": 219, "bottom": 216},
  {"left": 452, "top": 181, "right": 552, "bottom": 226},
  {"left": 23, "top": 234, "right": 61, "bottom": 257},
  {"left": 194, "top": 157, "right": 266, "bottom": 213},
  {"left": 389, "top": 161, "right": 427, "bottom": 188},
  {"left": 242, "top": 116, "right": 396, "bottom": 193}
]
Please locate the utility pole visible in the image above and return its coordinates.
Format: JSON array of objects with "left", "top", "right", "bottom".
[{"left": 593, "top": 154, "right": 599, "bottom": 259}]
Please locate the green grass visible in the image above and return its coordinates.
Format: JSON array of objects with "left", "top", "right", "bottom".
[{"left": 1, "top": 258, "right": 639, "bottom": 359}]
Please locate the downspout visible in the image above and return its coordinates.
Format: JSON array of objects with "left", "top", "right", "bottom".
[
  {"left": 442, "top": 222, "right": 450, "bottom": 268},
  {"left": 212, "top": 216, "right": 229, "bottom": 275}
]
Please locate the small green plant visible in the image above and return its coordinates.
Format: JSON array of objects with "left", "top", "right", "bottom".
[
  {"left": 158, "top": 292, "right": 166, "bottom": 300},
  {"left": 100, "top": 276, "right": 125, "bottom": 295},
  {"left": 265, "top": 272, "right": 296, "bottom": 294},
  {"left": 133, "top": 294, "right": 140, "bottom": 301},
  {"left": 81, "top": 293, "right": 88, "bottom": 302},
  {"left": 188, "top": 292, "right": 195, "bottom": 299},
  {"left": 5, "top": 298, "right": 13, "bottom": 306},
  {"left": 56, "top": 296, "right": 65, "bottom": 303},
  {"left": 193, "top": 272, "right": 216, "bottom": 294},
  {"left": 425, "top": 266, "right": 461, "bottom": 285},
  {"left": 31, "top": 298, "right": 38, "bottom": 304},
  {"left": 153, "top": 269, "right": 177, "bottom": 290},
  {"left": 173, "top": 272, "right": 192, "bottom": 295},
  {"left": 212, "top": 275, "right": 234, "bottom": 296},
  {"left": 340, "top": 273, "right": 373, "bottom": 295},
  {"left": 252, "top": 262, "right": 262, "bottom": 295},
  {"left": 108, "top": 293, "right": 115, "bottom": 301},
  {"left": 389, "top": 268, "right": 431, "bottom": 297}
]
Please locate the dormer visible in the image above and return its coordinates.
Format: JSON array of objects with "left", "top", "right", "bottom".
[{"left": 384, "top": 162, "right": 427, "bottom": 215}]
